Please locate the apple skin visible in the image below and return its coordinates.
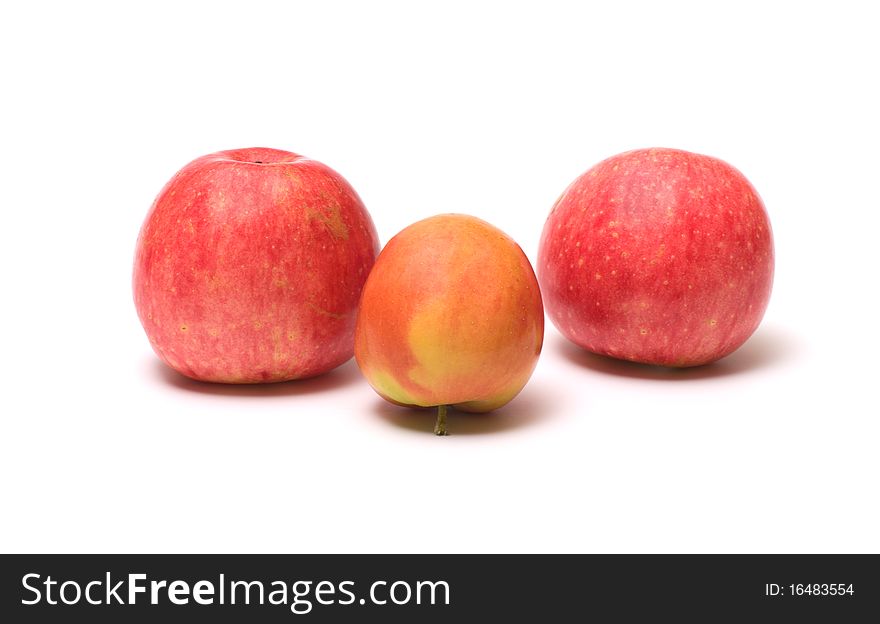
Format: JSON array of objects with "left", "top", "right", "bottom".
[
  {"left": 354, "top": 214, "right": 544, "bottom": 412},
  {"left": 538, "top": 147, "right": 774, "bottom": 367},
  {"left": 133, "top": 147, "right": 379, "bottom": 383}
]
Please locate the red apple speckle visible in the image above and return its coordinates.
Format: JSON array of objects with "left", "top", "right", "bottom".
[
  {"left": 538, "top": 147, "right": 774, "bottom": 367},
  {"left": 134, "top": 147, "right": 379, "bottom": 383}
]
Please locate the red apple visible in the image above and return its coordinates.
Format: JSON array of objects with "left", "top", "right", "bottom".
[
  {"left": 538, "top": 148, "right": 774, "bottom": 367},
  {"left": 133, "top": 147, "right": 379, "bottom": 383},
  {"left": 354, "top": 214, "right": 544, "bottom": 434}
]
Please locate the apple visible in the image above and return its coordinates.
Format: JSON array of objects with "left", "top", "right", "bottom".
[
  {"left": 354, "top": 214, "right": 544, "bottom": 434},
  {"left": 538, "top": 147, "right": 774, "bottom": 367},
  {"left": 133, "top": 147, "right": 379, "bottom": 383}
]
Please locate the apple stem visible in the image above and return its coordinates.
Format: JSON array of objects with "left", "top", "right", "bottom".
[{"left": 434, "top": 404, "right": 450, "bottom": 436}]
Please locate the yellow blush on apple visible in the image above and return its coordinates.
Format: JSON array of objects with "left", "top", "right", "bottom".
[{"left": 354, "top": 214, "right": 544, "bottom": 435}]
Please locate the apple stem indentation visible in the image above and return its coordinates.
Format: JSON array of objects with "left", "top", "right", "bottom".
[{"left": 434, "top": 404, "right": 449, "bottom": 436}]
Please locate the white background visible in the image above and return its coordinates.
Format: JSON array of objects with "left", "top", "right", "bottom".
[{"left": 2, "top": 1, "right": 878, "bottom": 553}]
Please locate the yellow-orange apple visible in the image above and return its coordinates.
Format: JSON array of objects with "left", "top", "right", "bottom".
[{"left": 354, "top": 214, "right": 544, "bottom": 434}]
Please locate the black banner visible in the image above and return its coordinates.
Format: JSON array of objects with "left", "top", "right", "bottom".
[{"left": 1, "top": 554, "right": 877, "bottom": 622}]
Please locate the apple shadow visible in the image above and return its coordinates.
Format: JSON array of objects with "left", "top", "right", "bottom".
[
  {"left": 554, "top": 325, "right": 801, "bottom": 381},
  {"left": 371, "top": 382, "right": 562, "bottom": 436},
  {"left": 149, "top": 357, "right": 362, "bottom": 396}
]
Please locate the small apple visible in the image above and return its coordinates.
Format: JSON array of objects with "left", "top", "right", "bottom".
[
  {"left": 133, "top": 147, "right": 379, "bottom": 382},
  {"left": 538, "top": 147, "right": 773, "bottom": 367},
  {"left": 354, "top": 214, "right": 544, "bottom": 434}
]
